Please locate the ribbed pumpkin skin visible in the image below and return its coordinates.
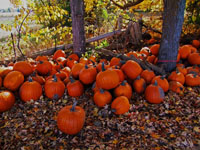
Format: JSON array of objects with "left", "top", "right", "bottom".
[
  {"left": 185, "top": 74, "right": 200, "bottom": 87},
  {"left": 111, "top": 96, "right": 130, "bottom": 115},
  {"left": 53, "top": 49, "right": 66, "bottom": 60},
  {"left": 188, "top": 53, "right": 200, "bottom": 65},
  {"left": 3, "top": 71, "right": 24, "bottom": 91},
  {"left": 150, "top": 44, "right": 160, "bottom": 56},
  {"left": 114, "top": 81, "right": 132, "bottom": 100},
  {"left": 145, "top": 83, "right": 165, "bottom": 104},
  {"left": 169, "top": 81, "right": 184, "bottom": 94},
  {"left": 0, "top": 91, "right": 15, "bottom": 112},
  {"left": 96, "top": 69, "right": 120, "bottom": 90},
  {"left": 44, "top": 77, "right": 65, "bottom": 100},
  {"left": 178, "top": 45, "right": 192, "bottom": 59},
  {"left": 121, "top": 60, "right": 142, "bottom": 80},
  {"left": 13, "top": 61, "right": 33, "bottom": 76},
  {"left": 57, "top": 105, "right": 85, "bottom": 135},
  {"left": 19, "top": 80, "right": 42, "bottom": 102},
  {"left": 151, "top": 76, "right": 169, "bottom": 92},
  {"left": 36, "top": 61, "right": 53, "bottom": 76},
  {"left": 67, "top": 80, "right": 84, "bottom": 97},
  {"left": 71, "top": 63, "right": 85, "bottom": 79},
  {"left": 113, "top": 68, "right": 125, "bottom": 82},
  {"left": 93, "top": 89, "right": 112, "bottom": 107}
]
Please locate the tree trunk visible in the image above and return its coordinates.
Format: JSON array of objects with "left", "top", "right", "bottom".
[
  {"left": 70, "top": 0, "right": 86, "bottom": 55},
  {"left": 158, "top": 0, "right": 186, "bottom": 72}
]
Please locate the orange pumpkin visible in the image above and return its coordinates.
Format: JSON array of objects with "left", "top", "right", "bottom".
[
  {"left": 150, "top": 44, "right": 160, "bottom": 56},
  {"left": 68, "top": 53, "right": 79, "bottom": 61},
  {"left": 35, "top": 55, "right": 48, "bottom": 61},
  {"left": 57, "top": 101, "right": 85, "bottom": 135},
  {"left": 133, "top": 76, "right": 146, "bottom": 94},
  {"left": 0, "top": 66, "right": 13, "bottom": 78},
  {"left": 168, "top": 70, "right": 185, "bottom": 85},
  {"left": 188, "top": 52, "right": 200, "bottom": 65},
  {"left": 151, "top": 76, "right": 169, "bottom": 92},
  {"left": 19, "top": 77, "right": 42, "bottom": 102},
  {"left": 44, "top": 75, "right": 65, "bottom": 100},
  {"left": 36, "top": 61, "right": 53, "bottom": 76},
  {"left": 3, "top": 71, "right": 24, "bottom": 91},
  {"left": 71, "top": 63, "right": 85, "bottom": 79},
  {"left": 79, "top": 65, "right": 97, "bottom": 84},
  {"left": 185, "top": 74, "right": 200, "bottom": 87},
  {"left": 169, "top": 81, "right": 184, "bottom": 94},
  {"left": 96, "top": 63, "right": 120, "bottom": 90},
  {"left": 140, "top": 69, "right": 155, "bottom": 84},
  {"left": 110, "top": 57, "right": 121, "bottom": 66},
  {"left": 121, "top": 60, "right": 142, "bottom": 80},
  {"left": 13, "top": 61, "right": 33, "bottom": 76},
  {"left": 93, "top": 89, "right": 112, "bottom": 107},
  {"left": 178, "top": 45, "right": 192, "bottom": 59},
  {"left": 114, "top": 80, "right": 132, "bottom": 100},
  {"left": 0, "top": 91, "right": 15, "bottom": 112},
  {"left": 31, "top": 72, "right": 45, "bottom": 85},
  {"left": 145, "top": 81, "right": 165, "bottom": 104},
  {"left": 192, "top": 40, "right": 200, "bottom": 48},
  {"left": 53, "top": 49, "right": 66, "bottom": 60},
  {"left": 67, "top": 77, "right": 84, "bottom": 97},
  {"left": 111, "top": 96, "right": 130, "bottom": 115}
]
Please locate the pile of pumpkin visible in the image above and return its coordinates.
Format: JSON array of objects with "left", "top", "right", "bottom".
[{"left": 0, "top": 39, "right": 200, "bottom": 135}]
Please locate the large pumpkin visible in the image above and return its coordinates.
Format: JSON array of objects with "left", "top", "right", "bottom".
[
  {"left": 168, "top": 70, "right": 185, "bottom": 85},
  {"left": 93, "top": 89, "right": 112, "bottom": 107},
  {"left": 44, "top": 75, "right": 65, "bottom": 100},
  {"left": 96, "top": 62, "right": 120, "bottom": 90},
  {"left": 79, "top": 65, "right": 97, "bottom": 84},
  {"left": 3, "top": 71, "right": 24, "bottom": 91},
  {"left": 140, "top": 69, "right": 155, "bottom": 84},
  {"left": 121, "top": 60, "right": 142, "bottom": 80},
  {"left": 57, "top": 101, "right": 85, "bottom": 135},
  {"left": 185, "top": 74, "right": 200, "bottom": 87},
  {"left": 151, "top": 75, "right": 169, "bottom": 92},
  {"left": 169, "top": 81, "right": 184, "bottom": 94},
  {"left": 36, "top": 60, "right": 53, "bottom": 76},
  {"left": 150, "top": 44, "right": 160, "bottom": 56},
  {"left": 0, "top": 66, "right": 13, "bottom": 78},
  {"left": 188, "top": 52, "right": 200, "bottom": 65},
  {"left": 19, "top": 77, "right": 43, "bottom": 102},
  {"left": 53, "top": 49, "right": 66, "bottom": 60},
  {"left": 178, "top": 45, "right": 192, "bottom": 59},
  {"left": 0, "top": 90, "right": 15, "bottom": 112},
  {"left": 13, "top": 61, "right": 33, "bottom": 76},
  {"left": 111, "top": 96, "right": 130, "bottom": 115},
  {"left": 145, "top": 81, "right": 165, "bottom": 104},
  {"left": 133, "top": 76, "right": 146, "bottom": 94}
]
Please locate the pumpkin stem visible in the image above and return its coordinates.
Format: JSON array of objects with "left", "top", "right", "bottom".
[
  {"left": 53, "top": 74, "right": 58, "bottom": 82},
  {"left": 120, "top": 60, "right": 126, "bottom": 65},
  {"left": 99, "top": 88, "right": 104, "bottom": 94},
  {"left": 70, "top": 100, "right": 78, "bottom": 112},
  {"left": 101, "top": 62, "right": 105, "bottom": 72},
  {"left": 39, "top": 60, "right": 44, "bottom": 64},
  {"left": 175, "top": 68, "right": 179, "bottom": 74},
  {"left": 69, "top": 76, "right": 75, "bottom": 83},
  {"left": 92, "top": 82, "right": 96, "bottom": 90},
  {"left": 160, "top": 76, "right": 165, "bottom": 80},
  {"left": 136, "top": 75, "right": 141, "bottom": 80},
  {"left": 89, "top": 59, "right": 95, "bottom": 66},
  {"left": 85, "top": 64, "right": 89, "bottom": 69},
  {"left": 32, "top": 71, "right": 37, "bottom": 77},
  {"left": 111, "top": 109, "right": 116, "bottom": 113},
  {"left": 28, "top": 76, "right": 33, "bottom": 82},
  {"left": 154, "top": 80, "right": 158, "bottom": 86},
  {"left": 53, "top": 94, "right": 59, "bottom": 100},
  {"left": 121, "top": 80, "right": 127, "bottom": 86}
]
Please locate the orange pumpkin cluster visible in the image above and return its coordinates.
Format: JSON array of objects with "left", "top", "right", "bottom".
[{"left": 0, "top": 40, "right": 200, "bottom": 135}]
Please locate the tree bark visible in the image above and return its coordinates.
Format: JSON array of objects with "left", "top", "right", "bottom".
[
  {"left": 158, "top": 0, "right": 186, "bottom": 72},
  {"left": 70, "top": 0, "right": 86, "bottom": 55}
]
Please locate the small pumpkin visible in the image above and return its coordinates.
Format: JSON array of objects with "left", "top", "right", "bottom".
[
  {"left": 57, "top": 101, "right": 85, "bottom": 135},
  {"left": 146, "top": 55, "right": 156, "bottom": 64},
  {"left": 111, "top": 96, "right": 130, "bottom": 115},
  {"left": 66, "top": 58, "right": 77, "bottom": 69},
  {"left": 176, "top": 66, "right": 187, "bottom": 76},
  {"left": 150, "top": 44, "right": 160, "bottom": 56},
  {"left": 13, "top": 61, "right": 33, "bottom": 76},
  {"left": 35, "top": 55, "right": 48, "bottom": 61},
  {"left": 185, "top": 74, "right": 200, "bottom": 87},
  {"left": 168, "top": 70, "right": 185, "bottom": 85},
  {"left": 169, "top": 81, "right": 184, "bottom": 94},
  {"left": 31, "top": 72, "right": 45, "bottom": 85},
  {"left": 151, "top": 75, "right": 169, "bottom": 92},
  {"left": 144, "top": 81, "right": 165, "bottom": 104},
  {"left": 0, "top": 90, "right": 15, "bottom": 112},
  {"left": 96, "top": 62, "right": 120, "bottom": 90},
  {"left": 140, "top": 47, "right": 150, "bottom": 56},
  {"left": 140, "top": 69, "right": 155, "bottom": 84},
  {"left": 79, "top": 57, "right": 88, "bottom": 65},
  {"left": 36, "top": 60, "right": 53, "bottom": 76},
  {"left": 68, "top": 53, "right": 79, "bottom": 61},
  {"left": 114, "top": 80, "right": 132, "bottom": 100},
  {"left": 93, "top": 89, "right": 112, "bottom": 107},
  {"left": 178, "top": 45, "right": 192, "bottom": 59},
  {"left": 44, "top": 75, "right": 65, "bottom": 100},
  {"left": 19, "top": 77, "right": 43, "bottom": 102},
  {"left": 53, "top": 49, "right": 66, "bottom": 60},
  {"left": 67, "top": 77, "right": 84, "bottom": 97},
  {"left": 79, "top": 65, "right": 97, "bottom": 85},
  {"left": 192, "top": 40, "right": 200, "bottom": 48},
  {"left": 0, "top": 66, "right": 13, "bottom": 78},
  {"left": 133, "top": 76, "right": 146, "bottom": 94},
  {"left": 110, "top": 57, "right": 121, "bottom": 66},
  {"left": 3, "top": 71, "right": 24, "bottom": 91}
]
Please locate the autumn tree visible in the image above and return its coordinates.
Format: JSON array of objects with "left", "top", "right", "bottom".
[{"left": 158, "top": 0, "right": 186, "bottom": 72}]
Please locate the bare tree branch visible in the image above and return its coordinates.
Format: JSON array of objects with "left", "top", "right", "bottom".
[
  {"left": 111, "top": 0, "right": 144, "bottom": 10},
  {"left": 17, "top": 9, "right": 31, "bottom": 58},
  {"left": 11, "top": 33, "right": 17, "bottom": 62}
]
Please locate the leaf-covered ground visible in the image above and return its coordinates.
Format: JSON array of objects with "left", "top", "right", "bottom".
[{"left": 0, "top": 86, "right": 200, "bottom": 150}]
